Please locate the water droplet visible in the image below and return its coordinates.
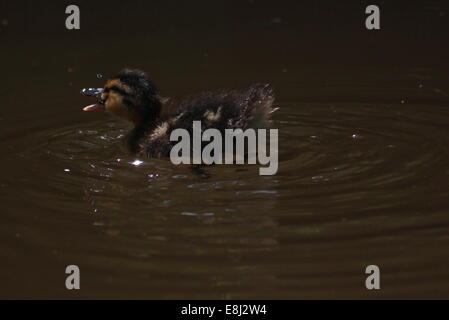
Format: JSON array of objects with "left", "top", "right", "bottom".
[
  {"left": 400, "top": 99, "right": 406, "bottom": 104},
  {"left": 64, "top": 168, "right": 71, "bottom": 172},
  {"left": 96, "top": 73, "right": 103, "bottom": 79},
  {"left": 131, "top": 160, "right": 143, "bottom": 166}
]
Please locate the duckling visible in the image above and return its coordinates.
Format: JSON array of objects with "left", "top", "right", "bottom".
[{"left": 82, "top": 69, "right": 278, "bottom": 158}]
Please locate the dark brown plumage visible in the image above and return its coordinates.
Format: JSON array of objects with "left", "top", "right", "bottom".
[{"left": 82, "top": 69, "right": 278, "bottom": 158}]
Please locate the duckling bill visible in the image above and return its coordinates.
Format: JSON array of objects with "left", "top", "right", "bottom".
[
  {"left": 82, "top": 88, "right": 105, "bottom": 112},
  {"left": 81, "top": 69, "right": 278, "bottom": 158}
]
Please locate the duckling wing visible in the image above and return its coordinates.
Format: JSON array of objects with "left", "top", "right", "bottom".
[{"left": 169, "top": 83, "right": 277, "bottom": 132}]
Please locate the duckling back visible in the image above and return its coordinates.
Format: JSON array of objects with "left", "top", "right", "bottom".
[
  {"left": 172, "top": 83, "right": 276, "bottom": 130},
  {"left": 137, "top": 84, "right": 278, "bottom": 158}
]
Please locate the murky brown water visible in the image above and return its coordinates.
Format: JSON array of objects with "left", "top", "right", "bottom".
[{"left": 1, "top": 1, "right": 449, "bottom": 299}]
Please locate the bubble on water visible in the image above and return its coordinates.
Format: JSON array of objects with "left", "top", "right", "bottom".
[
  {"left": 96, "top": 73, "right": 103, "bottom": 79},
  {"left": 351, "top": 133, "right": 362, "bottom": 139}
]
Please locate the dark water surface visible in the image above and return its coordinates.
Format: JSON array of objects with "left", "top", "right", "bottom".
[{"left": 1, "top": 1, "right": 449, "bottom": 299}]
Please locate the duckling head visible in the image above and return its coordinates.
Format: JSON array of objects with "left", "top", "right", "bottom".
[{"left": 82, "top": 69, "right": 161, "bottom": 126}]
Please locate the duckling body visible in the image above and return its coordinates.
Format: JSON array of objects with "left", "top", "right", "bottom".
[{"left": 82, "top": 69, "right": 278, "bottom": 158}]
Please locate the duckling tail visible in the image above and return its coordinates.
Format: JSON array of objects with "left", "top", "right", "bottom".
[{"left": 242, "top": 83, "right": 278, "bottom": 130}]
